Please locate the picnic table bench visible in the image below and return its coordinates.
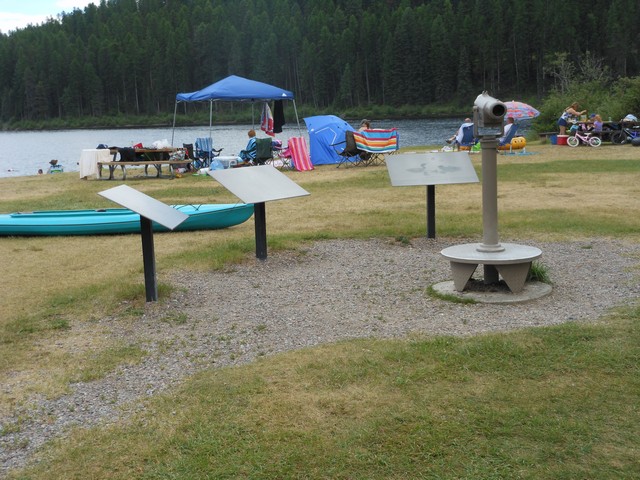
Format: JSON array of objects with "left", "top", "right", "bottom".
[
  {"left": 97, "top": 160, "right": 189, "bottom": 180},
  {"left": 99, "top": 147, "right": 187, "bottom": 179}
]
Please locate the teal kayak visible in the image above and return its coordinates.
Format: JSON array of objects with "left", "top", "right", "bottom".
[{"left": 0, "top": 203, "right": 254, "bottom": 236}]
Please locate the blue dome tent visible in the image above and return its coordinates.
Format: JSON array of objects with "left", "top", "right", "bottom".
[
  {"left": 172, "top": 75, "right": 302, "bottom": 144},
  {"left": 304, "top": 115, "right": 356, "bottom": 165}
]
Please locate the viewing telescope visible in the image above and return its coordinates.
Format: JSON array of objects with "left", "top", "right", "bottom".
[{"left": 473, "top": 92, "right": 507, "bottom": 137}]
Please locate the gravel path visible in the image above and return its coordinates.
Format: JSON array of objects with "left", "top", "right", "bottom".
[{"left": 2, "top": 237, "right": 639, "bottom": 475}]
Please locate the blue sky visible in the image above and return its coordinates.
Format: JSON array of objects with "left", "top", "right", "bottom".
[{"left": 0, "top": 0, "right": 97, "bottom": 34}]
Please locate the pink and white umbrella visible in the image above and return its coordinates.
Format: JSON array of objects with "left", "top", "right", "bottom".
[{"left": 505, "top": 101, "right": 540, "bottom": 120}]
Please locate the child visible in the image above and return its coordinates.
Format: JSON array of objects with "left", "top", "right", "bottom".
[
  {"left": 584, "top": 114, "right": 603, "bottom": 135},
  {"left": 592, "top": 114, "right": 603, "bottom": 134}
]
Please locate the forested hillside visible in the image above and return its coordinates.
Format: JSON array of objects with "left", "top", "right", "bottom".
[{"left": 1, "top": 0, "right": 639, "bottom": 124}]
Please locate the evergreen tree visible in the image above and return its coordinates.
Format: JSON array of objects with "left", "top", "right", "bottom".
[{"left": 0, "top": 0, "right": 639, "bottom": 125}]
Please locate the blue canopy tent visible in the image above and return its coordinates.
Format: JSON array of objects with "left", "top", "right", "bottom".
[
  {"left": 172, "top": 75, "right": 301, "bottom": 144},
  {"left": 304, "top": 115, "right": 356, "bottom": 165}
]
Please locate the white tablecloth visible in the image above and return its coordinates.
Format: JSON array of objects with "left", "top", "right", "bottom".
[{"left": 79, "top": 149, "right": 111, "bottom": 179}]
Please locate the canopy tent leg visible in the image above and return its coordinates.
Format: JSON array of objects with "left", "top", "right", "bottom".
[
  {"left": 292, "top": 100, "right": 302, "bottom": 137},
  {"left": 209, "top": 100, "right": 213, "bottom": 140},
  {"left": 171, "top": 101, "right": 178, "bottom": 146}
]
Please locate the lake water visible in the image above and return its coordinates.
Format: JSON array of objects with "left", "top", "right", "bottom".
[{"left": 0, "top": 118, "right": 529, "bottom": 178}]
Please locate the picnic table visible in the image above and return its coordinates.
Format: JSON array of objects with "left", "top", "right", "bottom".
[{"left": 98, "top": 147, "right": 184, "bottom": 180}]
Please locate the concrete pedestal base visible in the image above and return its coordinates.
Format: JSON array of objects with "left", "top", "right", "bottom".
[
  {"left": 441, "top": 242, "right": 542, "bottom": 293},
  {"left": 431, "top": 280, "right": 552, "bottom": 304}
]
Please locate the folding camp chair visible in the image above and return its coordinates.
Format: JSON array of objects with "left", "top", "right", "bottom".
[
  {"left": 454, "top": 125, "right": 477, "bottom": 151},
  {"left": 498, "top": 124, "right": 519, "bottom": 154},
  {"left": 194, "top": 137, "right": 223, "bottom": 168},
  {"left": 333, "top": 129, "right": 399, "bottom": 167},
  {"left": 254, "top": 138, "right": 274, "bottom": 165},
  {"left": 262, "top": 139, "right": 292, "bottom": 169},
  {"left": 332, "top": 130, "right": 367, "bottom": 167},
  {"left": 352, "top": 128, "right": 399, "bottom": 166}
]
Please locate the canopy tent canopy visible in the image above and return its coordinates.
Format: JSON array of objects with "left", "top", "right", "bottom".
[
  {"left": 176, "top": 75, "right": 294, "bottom": 102},
  {"left": 304, "top": 115, "right": 356, "bottom": 165},
  {"left": 172, "top": 75, "right": 301, "bottom": 143}
]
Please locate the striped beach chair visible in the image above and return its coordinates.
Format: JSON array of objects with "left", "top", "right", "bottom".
[
  {"left": 286, "top": 137, "right": 313, "bottom": 171},
  {"left": 351, "top": 128, "right": 399, "bottom": 166},
  {"left": 333, "top": 128, "right": 399, "bottom": 167}
]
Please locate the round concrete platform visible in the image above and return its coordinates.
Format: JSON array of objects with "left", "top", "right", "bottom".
[
  {"left": 431, "top": 280, "right": 552, "bottom": 304},
  {"left": 440, "top": 242, "right": 542, "bottom": 264}
]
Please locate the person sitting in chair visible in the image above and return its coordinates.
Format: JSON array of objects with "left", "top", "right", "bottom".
[
  {"left": 238, "top": 129, "right": 257, "bottom": 165},
  {"left": 498, "top": 117, "right": 516, "bottom": 144},
  {"left": 593, "top": 114, "right": 604, "bottom": 134},
  {"left": 446, "top": 118, "right": 473, "bottom": 145},
  {"left": 358, "top": 119, "right": 371, "bottom": 131},
  {"left": 585, "top": 114, "right": 603, "bottom": 136},
  {"left": 446, "top": 118, "right": 475, "bottom": 150},
  {"left": 47, "top": 159, "right": 64, "bottom": 174}
]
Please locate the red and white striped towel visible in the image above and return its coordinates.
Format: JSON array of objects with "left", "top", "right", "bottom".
[{"left": 287, "top": 137, "right": 313, "bottom": 171}]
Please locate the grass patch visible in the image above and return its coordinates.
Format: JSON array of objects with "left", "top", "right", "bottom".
[
  {"left": 65, "top": 343, "right": 147, "bottom": 383},
  {"left": 528, "top": 261, "right": 552, "bottom": 284},
  {"left": 426, "top": 285, "right": 477, "bottom": 304},
  {"left": 13, "top": 307, "right": 640, "bottom": 479},
  {"left": 500, "top": 209, "right": 640, "bottom": 238},
  {"left": 497, "top": 158, "right": 640, "bottom": 179}
]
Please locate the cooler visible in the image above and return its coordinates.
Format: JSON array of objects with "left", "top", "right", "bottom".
[{"left": 557, "top": 135, "right": 569, "bottom": 145}]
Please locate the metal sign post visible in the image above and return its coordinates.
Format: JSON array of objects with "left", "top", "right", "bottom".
[
  {"left": 209, "top": 165, "right": 310, "bottom": 259},
  {"left": 426, "top": 184, "right": 436, "bottom": 238},
  {"left": 253, "top": 202, "right": 267, "bottom": 260},
  {"left": 140, "top": 216, "right": 158, "bottom": 301},
  {"left": 98, "top": 185, "right": 188, "bottom": 302},
  {"left": 386, "top": 152, "right": 479, "bottom": 239}
]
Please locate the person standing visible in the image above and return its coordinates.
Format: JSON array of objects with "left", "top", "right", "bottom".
[{"left": 558, "top": 102, "right": 586, "bottom": 135}]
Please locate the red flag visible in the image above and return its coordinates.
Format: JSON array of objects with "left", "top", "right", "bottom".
[{"left": 260, "top": 102, "right": 274, "bottom": 137}]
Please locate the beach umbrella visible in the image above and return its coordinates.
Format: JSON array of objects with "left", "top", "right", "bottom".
[{"left": 505, "top": 101, "right": 540, "bottom": 120}]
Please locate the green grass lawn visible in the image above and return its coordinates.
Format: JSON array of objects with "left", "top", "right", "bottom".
[
  {"left": 2, "top": 144, "right": 640, "bottom": 479},
  {"left": 15, "top": 309, "right": 640, "bottom": 479}
]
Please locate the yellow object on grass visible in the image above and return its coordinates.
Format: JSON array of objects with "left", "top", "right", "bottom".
[{"left": 498, "top": 136, "right": 526, "bottom": 150}]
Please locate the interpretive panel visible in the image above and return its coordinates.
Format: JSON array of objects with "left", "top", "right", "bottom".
[
  {"left": 98, "top": 184, "right": 188, "bottom": 230},
  {"left": 208, "top": 165, "right": 309, "bottom": 204},
  {"left": 386, "top": 152, "right": 479, "bottom": 186}
]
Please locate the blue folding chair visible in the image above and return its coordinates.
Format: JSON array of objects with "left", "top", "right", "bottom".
[
  {"left": 498, "top": 124, "right": 519, "bottom": 153},
  {"left": 194, "top": 137, "right": 223, "bottom": 168},
  {"left": 454, "top": 124, "right": 477, "bottom": 151}
]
